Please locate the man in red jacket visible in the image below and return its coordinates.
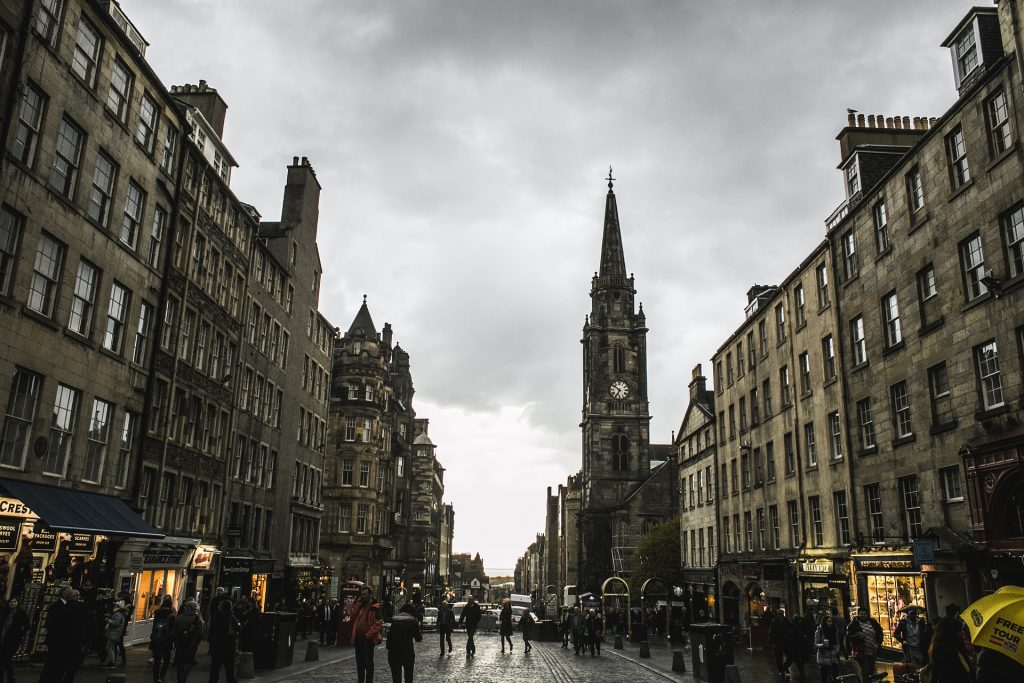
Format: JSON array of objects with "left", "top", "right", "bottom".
[{"left": 348, "top": 585, "right": 383, "bottom": 683}]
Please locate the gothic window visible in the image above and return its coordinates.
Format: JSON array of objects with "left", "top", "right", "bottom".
[
  {"left": 612, "top": 432, "right": 629, "bottom": 471},
  {"left": 613, "top": 344, "right": 625, "bottom": 374}
]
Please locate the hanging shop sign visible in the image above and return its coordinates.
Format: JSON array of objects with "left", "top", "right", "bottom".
[
  {"left": 67, "top": 533, "right": 94, "bottom": 553},
  {"left": 143, "top": 544, "right": 191, "bottom": 567},
  {"left": 912, "top": 539, "right": 935, "bottom": 568},
  {"left": 31, "top": 523, "right": 57, "bottom": 551},
  {"left": 0, "top": 516, "right": 20, "bottom": 550},
  {"left": 191, "top": 545, "right": 218, "bottom": 570}
]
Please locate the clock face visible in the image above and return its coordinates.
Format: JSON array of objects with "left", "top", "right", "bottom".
[{"left": 609, "top": 380, "right": 629, "bottom": 399}]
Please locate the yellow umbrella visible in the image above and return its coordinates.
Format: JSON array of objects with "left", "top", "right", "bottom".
[{"left": 961, "top": 585, "right": 1024, "bottom": 666}]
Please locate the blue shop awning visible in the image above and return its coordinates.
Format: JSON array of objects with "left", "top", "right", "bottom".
[{"left": 0, "top": 478, "right": 163, "bottom": 539}]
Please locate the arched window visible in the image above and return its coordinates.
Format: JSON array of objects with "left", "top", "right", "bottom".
[
  {"left": 612, "top": 432, "right": 629, "bottom": 471},
  {"left": 613, "top": 344, "right": 625, "bottom": 373}
]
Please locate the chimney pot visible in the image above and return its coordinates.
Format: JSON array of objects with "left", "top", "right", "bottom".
[
  {"left": 857, "top": 114, "right": 865, "bottom": 127},
  {"left": 867, "top": 115, "right": 876, "bottom": 127},
  {"left": 847, "top": 113, "right": 856, "bottom": 126},
  {"left": 895, "top": 117, "right": 904, "bottom": 129},
  {"left": 199, "top": 79, "right": 207, "bottom": 89},
  {"left": 292, "top": 156, "right": 299, "bottom": 166},
  {"left": 885, "top": 116, "right": 894, "bottom": 128},
  {"left": 902, "top": 116, "right": 911, "bottom": 128},
  {"left": 929, "top": 117, "right": 937, "bottom": 127},
  {"left": 302, "top": 156, "right": 308, "bottom": 165}
]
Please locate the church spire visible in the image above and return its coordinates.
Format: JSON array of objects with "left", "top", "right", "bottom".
[{"left": 599, "top": 166, "right": 626, "bottom": 278}]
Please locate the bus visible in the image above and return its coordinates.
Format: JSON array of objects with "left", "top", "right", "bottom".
[{"left": 563, "top": 585, "right": 578, "bottom": 606}]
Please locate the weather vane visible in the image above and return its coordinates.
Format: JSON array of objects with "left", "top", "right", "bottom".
[{"left": 606, "top": 166, "right": 615, "bottom": 189}]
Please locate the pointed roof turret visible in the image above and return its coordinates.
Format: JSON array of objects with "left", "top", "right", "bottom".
[
  {"left": 598, "top": 166, "right": 626, "bottom": 278},
  {"left": 347, "top": 294, "right": 378, "bottom": 338}
]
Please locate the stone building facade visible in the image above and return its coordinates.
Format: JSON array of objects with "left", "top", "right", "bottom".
[
  {"left": 406, "top": 418, "right": 445, "bottom": 602},
  {"left": 675, "top": 365, "right": 717, "bottom": 621},
  {"left": 577, "top": 177, "right": 677, "bottom": 594},
  {"left": 824, "top": 1, "right": 1024, "bottom": 643}
]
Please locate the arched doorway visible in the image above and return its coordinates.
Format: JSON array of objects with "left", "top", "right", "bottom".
[
  {"left": 721, "top": 581, "right": 740, "bottom": 625},
  {"left": 746, "top": 582, "right": 767, "bottom": 625}
]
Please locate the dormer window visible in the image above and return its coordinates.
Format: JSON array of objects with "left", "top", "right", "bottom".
[
  {"left": 844, "top": 156, "right": 860, "bottom": 199},
  {"left": 953, "top": 28, "right": 978, "bottom": 82}
]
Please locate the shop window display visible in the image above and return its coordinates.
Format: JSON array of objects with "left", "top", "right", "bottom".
[
  {"left": 133, "top": 569, "right": 181, "bottom": 622},
  {"left": 865, "top": 574, "right": 925, "bottom": 649}
]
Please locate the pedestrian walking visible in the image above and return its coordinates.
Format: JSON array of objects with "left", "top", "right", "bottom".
[
  {"left": 831, "top": 607, "right": 848, "bottom": 660},
  {"left": 208, "top": 599, "right": 241, "bottom": 683},
  {"left": 0, "top": 597, "right": 29, "bottom": 682},
  {"left": 790, "top": 615, "right": 812, "bottom": 681},
  {"left": 499, "top": 600, "right": 514, "bottom": 653},
  {"left": 585, "top": 608, "right": 602, "bottom": 656},
  {"left": 101, "top": 600, "right": 128, "bottom": 669},
  {"left": 845, "top": 606, "right": 883, "bottom": 680},
  {"left": 568, "top": 606, "right": 586, "bottom": 656},
  {"left": 234, "top": 596, "right": 259, "bottom": 653},
  {"left": 520, "top": 608, "right": 534, "bottom": 653},
  {"left": 815, "top": 613, "right": 841, "bottom": 683},
  {"left": 768, "top": 608, "right": 793, "bottom": 676},
  {"left": 148, "top": 595, "right": 176, "bottom": 683},
  {"left": 347, "top": 585, "right": 383, "bottom": 683},
  {"left": 924, "top": 617, "right": 973, "bottom": 683},
  {"left": 894, "top": 607, "right": 932, "bottom": 668},
  {"left": 318, "top": 598, "right": 339, "bottom": 645},
  {"left": 559, "top": 607, "right": 570, "bottom": 648},
  {"left": 386, "top": 603, "right": 422, "bottom": 683},
  {"left": 456, "top": 594, "right": 482, "bottom": 657},
  {"left": 298, "top": 599, "right": 315, "bottom": 640},
  {"left": 209, "top": 587, "right": 230, "bottom": 616},
  {"left": 172, "top": 599, "right": 205, "bottom": 683},
  {"left": 39, "top": 588, "right": 88, "bottom": 682},
  {"left": 436, "top": 601, "right": 455, "bottom": 656}
]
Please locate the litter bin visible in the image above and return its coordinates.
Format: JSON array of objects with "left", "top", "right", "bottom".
[
  {"left": 254, "top": 612, "right": 298, "bottom": 670},
  {"left": 689, "top": 623, "right": 733, "bottom": 682}
]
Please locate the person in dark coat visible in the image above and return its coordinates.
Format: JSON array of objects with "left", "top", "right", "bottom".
[
  {"left": 436, "top": 601, "right": 455, "bottom": 656},
  {"left": 559, "top": 607, "right": 570, "bottom": 648},
  {"left": 386, "top": 603, "right": 422, "bottom": 683},
  {"left": 895, "top": 607, "right": 933, "bottom": 668},
  {"left": 208, "top": 599, "right": 241, "bottom": 683},
  {"left": 977, "top": 645, "right": 1024, "bottom": 682},
  {"left": 790, "top": 614, "right": 813, "bottom": 681},
  {"left": 768, "top": 609, "right": 793, "bottom": 675},
  {"left": 317, "top": 598, "right": 339, "bottom": 645},
  {"left": 347, "top": 586, "right": 383, "bottom": 683},
  {"left": 149, "top": 595, "right": 176, "bottom": 683},
  {"left": 456, "top": 594, "right": 482, "bottom": 657},
  {"left": 298, "top": 598, "right": 315, "bottom": 639},
  {"left": 234, "top": 596, "right": 259, "bottom": 653},
  {"left": 814, "top": 613, "right": 840, "bottom": 683},
  {"left": 172, "top": 599, "right": 205, "bottom": 683},
  {"left": 38, "top": 587, "right": 88, "bottom": 683},
  {"left": 585, "top": 609, "right": 602, "bottom": 656},
  {"left": 209, "top": 587, "right": 230, "bottom": 617},
  {"left": 568, "top": 606, "right": 586, "bottom": 656},
  {"left": 0, "top": 597, "right": 29, "bottom": 682},
  {"left": 498, "top": 601, "right": 514, "bottom": 653},
  {"left": 926, "top": 617, "right": 974, "bottom": 683},
  {"left": 520, "top": 608, "right": 534, "bottom": 654}
]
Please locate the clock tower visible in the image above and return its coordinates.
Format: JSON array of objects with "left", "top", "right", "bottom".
[{"left": 578, "top": 171, "right": 654, "bottom": 591}]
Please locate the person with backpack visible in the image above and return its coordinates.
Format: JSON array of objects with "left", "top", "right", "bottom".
[
  {"left": 386, "top": 602, "right": 422, "bottom": 683},
  {"left": 208, "top": 600, "right": 241, "bottom": 683},
  {"left": 149, "top": 595, "right": 176, "bottom": 683},
  {"left": 172, "top": 599, "right": 205, "bottom": 683}
]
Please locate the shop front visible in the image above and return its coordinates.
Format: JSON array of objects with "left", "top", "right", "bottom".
[
  {"left": 188, "top": 544, "right": 220, "bottom": 613},
  {"left": 853, "top": 552, "right": 925, "bottom": 653},
  {"left": 796, "top": 557, "right": 852, "bottom": 622},
  {"left": 123, "top": 537, "right": 198, "bottom": 644},
  {"left": 220, "top": 556, "right": 274, "bottom": 610},
  {"left": 680, "top": 568, "right": 717, "bottom": 623},
  {"left": 0, "top": 478, "right": 162, "bottom": 657}
]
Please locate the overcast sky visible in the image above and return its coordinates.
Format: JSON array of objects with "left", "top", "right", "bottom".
[{"left": 129, "top": 0, "right": 973, "bottom": 572}]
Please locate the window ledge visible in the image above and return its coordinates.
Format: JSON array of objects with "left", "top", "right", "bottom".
[
  {"left": 63, "top": 329, "right": 96, "bottom": 349},
  {"left": 817, "top": 303, "right": 831, "bottom": 315},
  {"left": 21, "top": 306, "right": 59, "bottom": 331},
  {"left": 948, "top": 178, "right": 975, "bottom": 202},
  {"left": 975, "top": 404, "right": 1011, "bottom": 421},
  {"left": 842, "top": 273, "right": 860, "bottom": 288},
  {"left": 102, "top": 107, "right": 131, "bottom": 135},
  {"left": 800, "top": 390, "right": 813, "bottom": 401},
  {"left": 892, "top": 434, "right": 916, "bottom": 448},
  {"left": 0, "top": 293, "right": 16, "bottom": 310},
  {"left": 777, "top": 338, "right": 787, "bottom": 348},
  {"left": 823, "top": 377, "right": 837, "bottom": 388},
  {"left": 882, "top": 340, "right": 906, "bottom": 357},
  {"left": 795, "top": 320, "right": 807, "bottom": 334},
  {"left": 858, "top": 446, "right": 879, "bottom": 457},
  {"left": 1000, "top": 273, "right": 1024, "bottom": 296},
  {"left": 907, "top": 211, "right": 931, "bottom": 236},
  {"left": 851, "top": 360, "right": 870, "bottom": 374},
  {"left": 875, "top": 246, "right": 893, "bottom": 262},
  {"left": 829, "top": 456, "right": 844, "bottom": 466},
  {"left": 785, "top": 471, "right": 796, "bottom": 479},
  {"left": 918, "top": 316, "right": 945, "bottom": 337},
  {"left": 805, "top": 465, "right": 818, "bottom": 473},
  {"left": 986, "top": 142, "right": 1017, "bottom": 174},
  {"left": 929, "top": 420, "right": 958, "bottom": 435},
  {"left": 961, "top": 293, "right": 994, "bottom": 313}
]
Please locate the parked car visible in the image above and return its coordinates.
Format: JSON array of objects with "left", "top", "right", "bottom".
[{"left": 422, "top": 607, "right": 438, "bottom": 630}]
